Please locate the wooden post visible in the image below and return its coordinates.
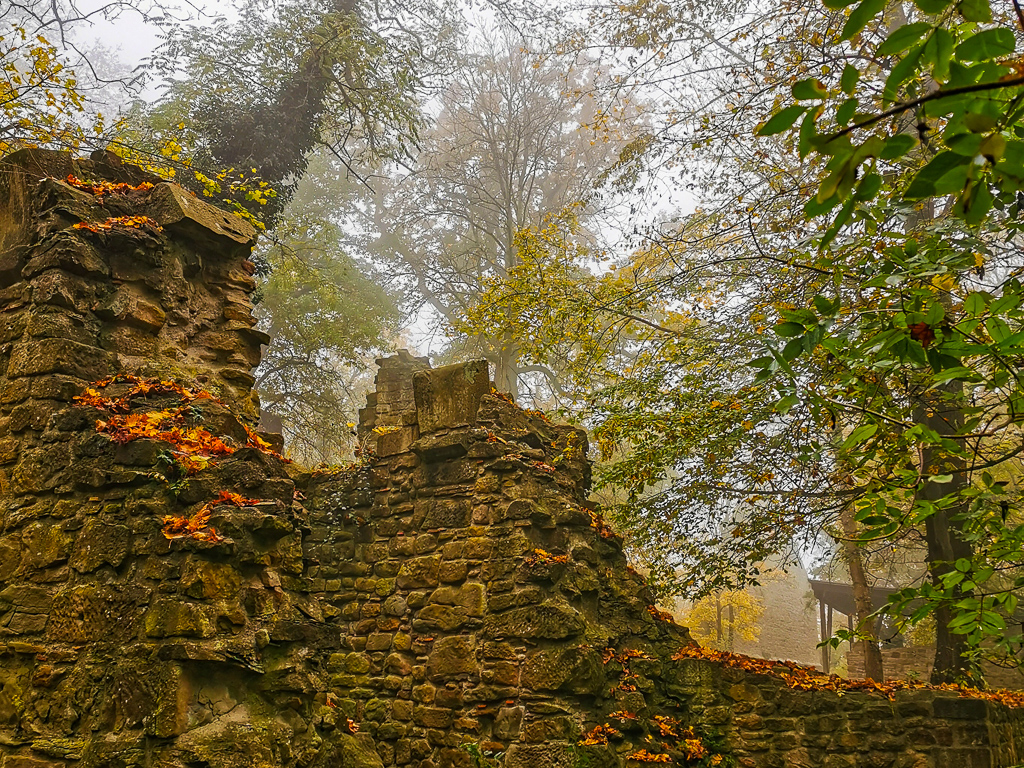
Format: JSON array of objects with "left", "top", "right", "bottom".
[{"left": 819, "top": 599, "right": 829, "bottom": 674}]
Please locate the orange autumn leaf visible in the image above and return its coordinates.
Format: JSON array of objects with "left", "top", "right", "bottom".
[
  {"left": 161, "top": 491, "right": 260, "bottom": 543},
  {"left": 652, "top": 715, "right": 681, "bottom": 738},
  {"left": 647, "top": 605, "right": 676, "bottom": 623},
  {"left": 608, "top": 710, "right": 639, "bottom": 720},
  {"left": 908, "top": 322, "right": 935, "bottom": 347},
  {"left": 65, "top": 174, "right": 154, "bottom": 196},
  {"left": 76, "top": 375, "right": 289, "bottom": 468},
  {"left": 672, "top": 645, "right": 1024, "bottom": 708},
  {"left": 626, "top": 749, "right": 672, "bottom": 763},
  {"left": 587, "top": 508, "right": 616, "bottom": 539},
  {"left": 578, "top": 724, "right": 619, "bottom": 746},
  {"left": 525, "top": 548, "right": 569, "bottom": 566},
  {"left": 681, "top": 737, "right": 707, "bottom": 760},
  {"left": 213, "top": 490, "right": 260, "bottom": 507},
  {"left": 73, "top": 215, "right": 163, "bottom": 233}
]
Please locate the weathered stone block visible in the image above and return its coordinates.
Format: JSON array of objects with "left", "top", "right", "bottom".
[
  {"left": 7, "top": 338, "right": 111, "bottom": 380},
  {"left": 427, "top": 636, "right": 477, "bottom": 681},
  {"left": 521, "top": 646, "right": 604, "bottom": 694},
  {"left": 413, "top": 360, "right": 490, "bottom": 434},
  {"left": 482, "top": 601, "right": 585, "bottom": 640},
  {"left": 397, "top": 556, "right": 440, "bottom": 589},
  {"left": 179, "top": 559, "right": 241, "bottom": 600},
  {"left": 429, "top": 583, "right": 485, "bottom": 617},
  {"left": 503, "top": 743, "right": 578, "bottom": 768},
  {"left": 70, "top": 519, "right": 131, "bottom": 572},
  {"left": 144, "top": 598, "right": 215, "bottom": 638},
  {"left": 147, "top": 182, "right": 255, "bottom": 248}
]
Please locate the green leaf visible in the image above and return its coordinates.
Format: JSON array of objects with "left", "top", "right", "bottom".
[
  {"left": 775, "top": 394, "right": 800, "bottom": 414},
  {"left": 820, "top": 198, "right": 856, "bottom": 248},
  {"left": 799, "top": 106, "right": 824, "bottom": 158},
  {"left": 840, "top": 64, "right": 860, "bottom": 94},
  {"left": 904, "top": 151, "right": 970, "bottom": 198},
  {"left": 812, "top": 295, "right": 836, "bottom": 315},
  {"left": 758, "top": 105, "right": 807, "bottom": 136},
  {"left": 946, "top": 132, "right": 983, "bottom": 156},
  {"left": 999, "top": 140, "right": 1024, "bottom": 178},
  {"left": 930, "top": 473, "right": 954, "bottom": 484},
  {"left": 932, "top": 28, "right": 955, "bottom": 82},
  {"left": 836, "top": 98, "right": 858, "bottom": 125},
  {"left": 774, "top": 322, "right": 805, "bottom": 337},
  {"left": 782, "top": 337, "right": 804, "bottom": 361},
  {"left": 963, "top": 181, "right": 993, "bottom": 225},
  {"left": 880, "top": 133, "right": 917, "bottom": 159},
  {"left": 841, "top": 0, "right": 888, "bottom": 40},
  {"left": 878, "top": 22, "right": 932, "bottom": 56},
  {"left": 955, "top": 557, "right": 972, "bottom": 572},
  {"left": 924, "top": 300, "right": 945, "bottom": 324},
  {"left": 964, "top": 292, "right": 988, "bottom": 315},
  {"left": 793, "top": 78, "right": 828, "bottom": 100},
  {"left": 980, "top": 133, "right": 1006, "bottom": 161},
  {"left": 955, "top": 29, "right": 1016, "bottom": 62},
  {"left": 854, "top": 172, "right": 883, "bottom": 200},
  {"left": 989, "top": 292, "right": 1020, "bottom": 314},
  {"left": 964, "top": 111, "right": 997, "bottom": 132},
  {"left": 932, "top": 366, "right": 977, "bottom": 383},
  {"left": 985, "top": 316, "right": 1011, "bottom": 342},
  {"left": 817, "top": 163, "right": 853, "bottom": 203},
  {"left": 883, "top": 44, "right": 925, "bottom": 105},
  {"left": 804, "top": 193, "right": 842, "bottom": 217},
  {"left": 958, "top": 0, "right": 992, "bottom": 22},
  {"left": 933, "top": 163, "right": 970, "bottom": 195},
  {"left": 842, "top": 423, "right": 878, "bottom": 450}
]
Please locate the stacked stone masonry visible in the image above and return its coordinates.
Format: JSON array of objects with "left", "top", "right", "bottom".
[
  {"left": 848, "top": 642, "right": 1024, "bottom": 691},
  {"left": 0, "top": 149, "right": 1023, "bottom": 768}
]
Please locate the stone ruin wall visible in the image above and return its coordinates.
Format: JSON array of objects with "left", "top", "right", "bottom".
[
  {"left": 0, "top": 149, "right": 1023, "bottom": 768},
  {"left": 848, "top": 643, "right": 1024, "bottom": 691}
]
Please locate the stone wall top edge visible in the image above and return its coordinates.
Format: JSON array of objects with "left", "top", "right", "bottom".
[{"left": 0, "top": 147, "right": 257, "bottom": 249}]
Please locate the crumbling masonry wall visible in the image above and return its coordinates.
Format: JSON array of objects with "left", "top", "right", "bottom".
[{"left": 0, "top": 149, "right": 1024, "bottom": 768}]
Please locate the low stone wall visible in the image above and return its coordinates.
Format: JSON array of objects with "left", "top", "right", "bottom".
[{"left": 849, "top": 643, "right": 1024, "bottom": 690}]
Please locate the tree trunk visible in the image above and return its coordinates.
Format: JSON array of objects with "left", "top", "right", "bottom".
[
  {"left": 493, "top": 334, "right": 519, "bottom": 400},
  {"left": 901, "top": 200, "right": 974, "bottom": 683},
  {"left": 914, "top": 384, "right": 974, "bottom": 684},
  {"left": 839, "top": 505, "right": 884, "bottom": 681},
  {"left": 206, "top": 0, "right": 358, "bottom": 228}
]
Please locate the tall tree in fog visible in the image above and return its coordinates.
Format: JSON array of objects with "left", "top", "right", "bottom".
[{"left": 368, "top": 31, "right": 631, "bottom": 399}]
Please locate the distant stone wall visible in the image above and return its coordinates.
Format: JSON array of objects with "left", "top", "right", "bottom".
[
  {"left": 1, "top": 149, "right": 1024, "bottom": 768},
  {"left": 849, "top": 643, "right": 1024, "bottom": 690},
  {"left": 745, "top": 566, "right": 820, "bottom": 668},
  {"left": 676, "top": 562, "right": 820, "bottom": 668}
]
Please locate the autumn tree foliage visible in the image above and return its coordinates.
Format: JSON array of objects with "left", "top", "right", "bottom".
[
  {"left": 681, "top": 589, "right": 765, "bottom": 652},
  {"left": 457, "top": 0, "right": 1024, "bottom": 685},
  {"left": 756, "top": 0, "right": 1024, "bottom": 683},
  {"left": 140, "top": 0, "right": 458, "bottom": 227},
  {"left": 0, "top": 0, "right": 160, "bottom": 155}
]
